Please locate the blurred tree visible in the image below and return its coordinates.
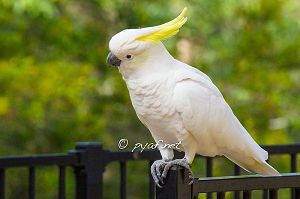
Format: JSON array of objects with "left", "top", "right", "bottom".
[{"left": 0, "top": 0, "right": 299, "bottom": 198}]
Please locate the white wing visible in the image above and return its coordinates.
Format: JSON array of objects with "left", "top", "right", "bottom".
[{"left": 172, "top": 61, "right": 279, "bottom": 175}]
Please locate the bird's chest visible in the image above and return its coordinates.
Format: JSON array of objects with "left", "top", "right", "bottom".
[
  {"left": 126, "top": 78, "right": 176, "bottom": 122},
  {"left": 128, "top": 80, "right": 180, "bottom": 143}
]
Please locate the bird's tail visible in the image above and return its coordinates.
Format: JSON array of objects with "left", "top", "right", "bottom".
[
  {"left": 250, "top": 160, "right": 280, "bottom": 176},
  {"left": 225, "top": 153, "right": 280, "bottom": 176}
]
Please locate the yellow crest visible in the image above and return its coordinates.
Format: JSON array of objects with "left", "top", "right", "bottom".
[{"left": 136, "top": 7, "right": 187, "bottom": 42}]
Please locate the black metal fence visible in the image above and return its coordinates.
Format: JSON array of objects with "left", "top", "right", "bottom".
[
  {"left": 157, "top": 167, "right": 300, "bottom": 199},
  {"left": 0, "top": 142, "right": 299, "bottom": 199},
  {"left": 157, "top": 145, "right": 300, "bottom": 199}
]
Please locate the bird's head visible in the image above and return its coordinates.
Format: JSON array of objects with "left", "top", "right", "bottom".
[{"left": 107, "top": 8, "right": 187, "bottom": 74}]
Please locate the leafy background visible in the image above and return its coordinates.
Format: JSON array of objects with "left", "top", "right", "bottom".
[{"left": 0, "top": 0, "right": 299, "bottom": 198}]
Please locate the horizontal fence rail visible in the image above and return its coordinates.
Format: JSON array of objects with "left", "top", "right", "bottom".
[
  {"left": 194, "top": 174, "right": 300, "bottom": 193},
  {"left": 0, "top": 154, "right": 78, "bottom": 167},
  {"left": 157, "top": 167, "right": 300, "bottom": 199},
  {"left": 0, "top": 142, "right": 299, "bottom": 199}
]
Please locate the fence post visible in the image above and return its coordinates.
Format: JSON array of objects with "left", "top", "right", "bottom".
[
  {"left": 156, "top": 166, "right": 192, "bottom": 199},
  {"left": 72, "top": 142, "right": 107, "bottom": 199}
]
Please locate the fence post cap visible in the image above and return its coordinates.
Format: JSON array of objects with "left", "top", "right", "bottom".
[{"left": 75, "top": 142, "right": 103, "bottom": 150}]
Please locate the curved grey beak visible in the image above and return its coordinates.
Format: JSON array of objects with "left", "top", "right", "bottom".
[{"left": 106, "top": 52, "right": 121, "bottom": 67}]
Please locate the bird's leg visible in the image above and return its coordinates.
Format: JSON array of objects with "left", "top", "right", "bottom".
[
  {"left": 161, "top": 157, "right": 193, "bottom": 185},
  {"left": 150, "top": 159, "right": 168, "bottom": 188}
]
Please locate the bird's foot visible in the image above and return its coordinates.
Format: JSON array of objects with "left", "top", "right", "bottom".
[
  {"left": 151, "top": 158, "right": 193, "bottom": 188},
  {"left": 151, "top": 160, "right": 167, "bottom": 188},
  {"left": 162, "top": 158, "right": 194, "bottom": 185}
]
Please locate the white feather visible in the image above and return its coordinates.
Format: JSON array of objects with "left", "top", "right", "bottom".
[{"left": 115, "top": 40, "right": 279, "bottom": 175}]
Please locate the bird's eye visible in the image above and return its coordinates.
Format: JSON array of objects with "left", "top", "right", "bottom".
[{"left": 126, "top": 54, "right": 132, "bottom": 59}]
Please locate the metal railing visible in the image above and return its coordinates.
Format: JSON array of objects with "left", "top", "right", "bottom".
[
  {"left": 0, "top": 142, "right": 299, "bottom": 199},
  {"left": 157, "top": 144, "right": 300, "bottom": 199},
  {"left": 0, "top": 142, "right": 161, "bottom": 199},
  {"left": 156, "top": 167, "right": 300, "bottom": 199}
]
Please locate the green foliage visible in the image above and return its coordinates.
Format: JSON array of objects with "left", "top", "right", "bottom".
[{"left": 0, "top": 0, "right": 299, "bottom": 198}]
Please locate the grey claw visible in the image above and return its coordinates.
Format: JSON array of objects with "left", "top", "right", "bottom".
[
  {"left": 151, "top": 160, "right": 167, "bottom": 188},
  {"left": 151, "top": 163, "right": 161, "bottom": 187},
  {"left": 161, "top": 158, "right": 194, "bottom": 183},
  {"left": 155, "top": 161, "right": 166, "bottom": 184},
  {"left": 162, "top": 163, "right": 172, "bottom": 179},
  {"left": 188, "top": 178, "right": 194, "bottom": 185},
  {"left": 154, "top": 177, "right": 163, "bottom": 188}
]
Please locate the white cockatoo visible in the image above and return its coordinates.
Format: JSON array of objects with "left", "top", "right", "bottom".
[{"left": 107, "top": 8, "right": 280, "bottom": 187}]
